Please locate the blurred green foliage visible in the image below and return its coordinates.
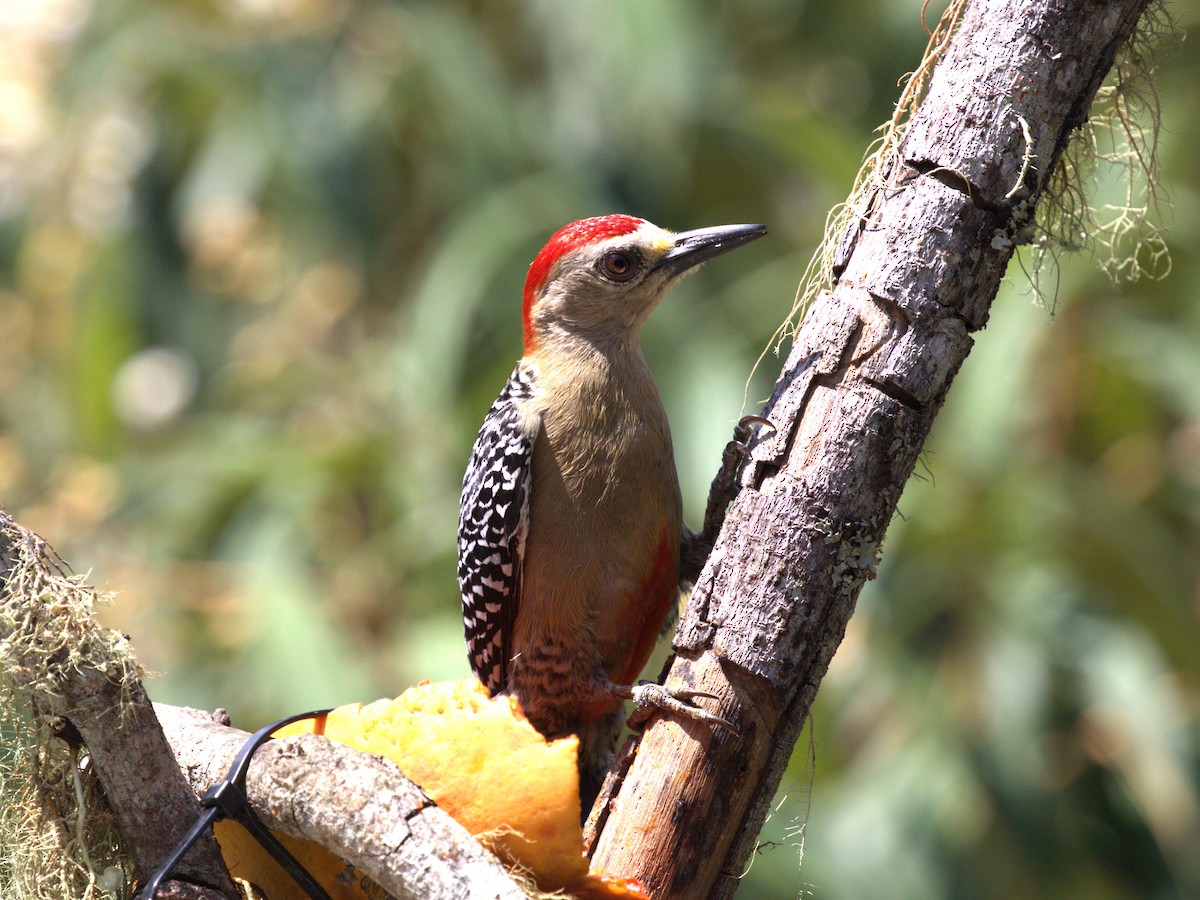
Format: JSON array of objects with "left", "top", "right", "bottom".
[{"left": 1, "top": 0, "right": 1198, "bottom": 896}]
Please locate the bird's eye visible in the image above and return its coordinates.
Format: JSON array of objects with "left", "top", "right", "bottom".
[{"left": 599, "top": 250, "right": 639, "bottom": 283}]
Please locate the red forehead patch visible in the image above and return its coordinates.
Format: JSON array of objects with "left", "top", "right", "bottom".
[{"left": 522, "top": 215, "right": 647, "bottom": 352}]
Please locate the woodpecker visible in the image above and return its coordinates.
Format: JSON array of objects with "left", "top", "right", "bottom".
[{"left": 458, "top": 215, "right": 766, "bottom": 809}]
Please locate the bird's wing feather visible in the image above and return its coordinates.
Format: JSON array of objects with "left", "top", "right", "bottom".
[{"left": 457, "top": 364, "right": 536, "bottom": 694}]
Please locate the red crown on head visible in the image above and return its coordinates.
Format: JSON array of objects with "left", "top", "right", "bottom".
[{"left": 522, "top": 215, "right": 647, "bottom": 353}]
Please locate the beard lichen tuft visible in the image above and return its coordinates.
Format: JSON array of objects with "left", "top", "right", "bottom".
[
  {"left": 758, "top": 0, "right": 1172, "bottom": 372},
  {"left": 1, "top": 513, "right": 136, "bottom": 899}
]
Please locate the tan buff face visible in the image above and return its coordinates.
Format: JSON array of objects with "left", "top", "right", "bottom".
[{"left": 527, "top": 221, "right": 678, "bottom": 351}]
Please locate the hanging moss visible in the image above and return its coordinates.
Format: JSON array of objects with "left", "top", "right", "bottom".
[{"left": 0, "top": 513, "right": 134, "bottom": 899}]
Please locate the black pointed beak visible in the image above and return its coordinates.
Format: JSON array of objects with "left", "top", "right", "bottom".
[{"left": 651, "top": 223, "right": 767, "bottom": 278}]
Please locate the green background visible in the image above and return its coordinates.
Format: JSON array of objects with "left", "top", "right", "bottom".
[{"left": 2, "top": 0, "right": 1198, "bottom": 896}]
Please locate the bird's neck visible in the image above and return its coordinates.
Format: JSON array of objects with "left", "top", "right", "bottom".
[{"left": 526, "top": 329, "right": 649, "bottom": 396}]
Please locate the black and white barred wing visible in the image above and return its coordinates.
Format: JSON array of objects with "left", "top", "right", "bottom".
[{"left": 457, "top": 365, "right": 535, "bottom": 695}]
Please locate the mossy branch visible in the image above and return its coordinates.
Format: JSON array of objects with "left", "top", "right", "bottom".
[{"left": 0, "top": 511, "right": 235, "bottom": 898}]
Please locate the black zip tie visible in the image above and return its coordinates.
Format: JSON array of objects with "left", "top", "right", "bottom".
[{"left": 137, "top": 708, "right": 335, "bottom": 900}]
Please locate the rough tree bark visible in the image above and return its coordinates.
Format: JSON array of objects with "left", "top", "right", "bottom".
[{"left": 588, "top": 1, "right": 1154, "bottom": 897}]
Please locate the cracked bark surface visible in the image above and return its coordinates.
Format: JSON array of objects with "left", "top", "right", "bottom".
[
  {"left": 587, "top": 2, "right": 1153, "bottom": 897},
  {"left": 155, "top": 704, "right": 528, "bottom": 900}
]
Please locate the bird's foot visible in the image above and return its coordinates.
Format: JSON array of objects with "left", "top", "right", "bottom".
[
  {"left": 680, "top": 415, "right": 776, "bottom": 586},
  {"left": 615, "top": 680, "right": 738, "bottom": 735},
  {"left": 706, "top": 415, "right": 775, "bottom": 534}
]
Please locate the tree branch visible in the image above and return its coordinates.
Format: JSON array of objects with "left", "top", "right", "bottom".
[
  {"left": 0, "top": 512, "right": 236, "bottom": 898},
  {"left": 155, "top": 705, "right": 529, "bottom": 900},
  {"left": 588, "top": 1, "right": 1154, "bottom": 896}
]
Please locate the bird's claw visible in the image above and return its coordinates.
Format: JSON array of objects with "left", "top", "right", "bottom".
[
  {"left": 723, "top": 442, "right": 751, "bottom": 462},
  {"left": 733, "top": 414, "right": 776, "bottom": 444},
  {"left": 623, "top": 681, "right": 739, "bottom": 735},
  {"left": 717, "top": 415, "right": 775, "bottom": 483}
]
